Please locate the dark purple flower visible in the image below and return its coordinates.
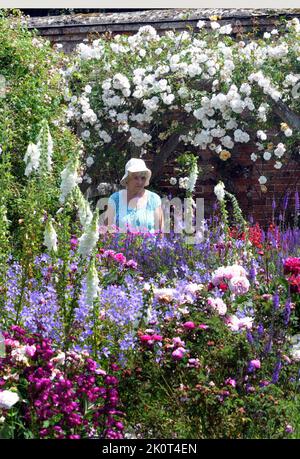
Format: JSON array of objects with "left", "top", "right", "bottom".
[
  {"left": 284, "top": 298, "right": 291, "bottom": 326},
  {"left": 272, "top": 359, "right": 282, "bottom": 384},
  {"left": 272, "top": 291, "right": 280, "bottom": 311}
]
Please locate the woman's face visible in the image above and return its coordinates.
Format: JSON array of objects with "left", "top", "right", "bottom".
[{"left": 127, "top": 172, "right": 147, "bottom": 190}]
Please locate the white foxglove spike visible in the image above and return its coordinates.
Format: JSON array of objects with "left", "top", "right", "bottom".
[
  {"left": 78, "top": 209, "right": 99, "bottom": 257},
  {"left": 43, "top": 220, "right": 58, "bottom": 252},
  {"left": 37, "top": 120, "right": 53, "bottom": 174},
  {"left": 74, "top": 185, "right": 93, "bottom": 229},
  {"left": 86, "top": 258, "right": 100, "bottom": 305},
  {"left": 59, "top": 158, "right": 79, "bottom": 204},
  {"left": 187, "top": 163, "right": 198, "bottom": 194},
  {"left": 24, "top": 142, "right": 40, "bottom": 176}
]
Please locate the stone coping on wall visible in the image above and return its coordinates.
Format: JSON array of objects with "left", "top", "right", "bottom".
[
  {"left": 19, "top": 8, "right": 300, "bottom": 29},
  {"left": 12, "top": 8, "right": 300, "bottom": 53}
]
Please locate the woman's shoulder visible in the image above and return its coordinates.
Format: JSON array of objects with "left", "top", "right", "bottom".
[
  {"left": 148, "top": 190, "right": 162, "bottom": 208},
  {"left": 108, "top": 190, "right": 121, "bottom": 204}
]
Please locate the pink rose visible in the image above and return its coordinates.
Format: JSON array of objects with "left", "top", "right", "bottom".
[
  {"left": 114, "top": 253, "right": 127, "bottom": 264},
  {"left": 172, "top": 337, "right": 185, "bottom": 347},
  {"left": 172, "top": 347, "right": 186, "bottom": 360},
  {"left": 225, "top": 378, "right": 236, "bottom": 387},
  {"left": 25, "top": 345, "right": 36, "bottom": 357},
  {"left": 183, "top": 321, "right": 196, "bottom": 330},
  {"left": 207, "top": 297, "right": 227, "bottom": 316},
  {"left": 198, "top": 324, "right": 209, "bottom": 330},
  {"left": 228, "top": 276, "right": 250, "bottom": 295}
]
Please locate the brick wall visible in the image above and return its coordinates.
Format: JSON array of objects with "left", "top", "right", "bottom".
[
  {"left": 143, "top": 146, "right": 300, "bottom": 227},
  {"left": 22, "top": 9, "right": 300, "bottom": 226}
]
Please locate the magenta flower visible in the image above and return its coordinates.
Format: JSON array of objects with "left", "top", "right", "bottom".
[
  {"left": 183, "top": 321, "right": 196, "bottom": 330},
  {"left": 25, "top": 344, "right": 36, "bottom": 357},
  {"left": 285, "top": 424, "right": 294, "bottom": 434},
  {"left": 172, "top": 347, "right": 187, "bottom": 360},
  {"left": 114, "top": 253, "right": 127, "bottom": 264},
  {"left": 125, "top": 260, "right": 138, "bottom": 269},
  {"left": 139, "top": 334, "right": 153, "bottom": 342},
  {"left": 172, "top": 337, "right": 185, "bottom": 347},
  {"left": 248, "top": 359, "right": 261, "bottom": 372},
  {"left": 225, "top": 378, "right": 236, "bottom": 387}
]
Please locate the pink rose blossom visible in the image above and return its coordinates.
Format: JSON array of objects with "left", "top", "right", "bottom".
[
  {"left": 207, "top": 297, "right": 227, "bottom": 316},
  {"left": 226, "top": 315, "right": 253, "bottom": 332},
  {"left": 228, "top": 276, "right": 250, "bottom": 295},
  {"left": 183, "top": 321, "right": 196, "bottom": 330},
  {"left": 225, "top": 378, "right": 236, "bottom": 387},
  {"left": 114, "top": 253, "right": 127, "bottom": 264},
  {"left": 172, "top": 347, "right": 187, "bottom": 360},
  {"left": 25, "top": 345, "right": 36, "bottom": 357},
  {"left": 172, "top": 337, "right": 185, "bottom": 347},
  {"left": 198, "top": 324, "right": 209, "bottom": 330}
]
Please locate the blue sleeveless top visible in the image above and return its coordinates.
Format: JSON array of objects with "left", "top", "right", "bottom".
[{"left": 108, "top": 190, "right": 161, "bottom": 233}]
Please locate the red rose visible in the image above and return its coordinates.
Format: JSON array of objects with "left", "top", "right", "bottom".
[
  {"left": 284, "top": 257, "right": 300, "bottom": 276},
  {"left": 288, "top": 274, "right": 300, "bottom": 294},
  {"left": 219, "top": 282, "right": 228, "bottom": 292}
]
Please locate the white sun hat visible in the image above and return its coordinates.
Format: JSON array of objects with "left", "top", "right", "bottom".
[{"left": 120, "top": 158, "right": 152, "bottom": 187}]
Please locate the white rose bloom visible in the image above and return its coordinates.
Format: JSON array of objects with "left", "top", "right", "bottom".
[
  {"left": 263, "top": 151, "right": 272, "bottom": 161},
  {"left": 258, "top": 176, "right": 267, "bottom": 185},
  {"left": 240, "top": 83, "right": 251, "bottom": 96},
  {"left": 234, "top": 129, "right": 250, "bottom": 143},
  {"left": 284, "top": 128, "right": 293, "bottom": 137},
  {"left": 178, "top": 87, "right": 189, "bottom": 98},
  {"left": 84, "top": 85, "right": 92, "bottom": 93},
  {"left": 214, "top": 181, "right": 225, "bottom": 201},
  {"left": 257, "top": 130, "right": 267, "bottom": 141},
  {"left": 86, "top": 156, "right": 94, "bottom": 167},
  {"left": 0, "top": 390, "right": 20, "bottom": 409},
  {"left": 274, "top": 161, "right": 283, "bottom": 169},
  {"left": 264, "top": 32, "right": 271, "bottom": 39},
  {"left": 179, "top": 177, "right": 189, "bottom": 189},
  {"left": 274, "top": 143, "right": 286, "bottom": 158},
  {"left": 221, "top": 136, "right": 234, "bottom": 149},
  {"left": 211, "top": 21, "right": 220, "bottom": 30},
  {"left": 161, "top": 93, "right": 175, "bottom": 105},
  {"left": 170, "top": 177, "right": 177, "bottom": 185},
  {"left": 197, "top": 20, "right": 205, "bottom": 29},
  {"left": 113, "top": 73, "right": 130, "bottom": 90},
  {"left": 219, "top": 24, "right": 232, "bottom": 35},
  {"left": 43, "top": 220, "right": 58, "bottom": 253},
  {"left": 81, "top": 130, "right": 90, "bottom": 139},
  {"left": 129, "top": 127, "right": 152, "bottom": 147},
  {"left": 99, "top": 131, "right": 112, "bottom": 143},
  {"left": 291, "top": 348, "right": 300, "bottom": 361},
  {"left": 251, "top": 153, "right": 257, "bottom": 162}
]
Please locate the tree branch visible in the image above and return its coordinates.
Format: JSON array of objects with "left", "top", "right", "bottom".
[
  {"left": 151, "top": 114, "right": 196, "bottom": 181},
  {"left": 267, "top": 96, "right": 300, "bottom": 130},
  {"left": 79, "top": 132, "right": 130, "bottom": 195}
]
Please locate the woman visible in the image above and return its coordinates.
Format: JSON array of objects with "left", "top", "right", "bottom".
[{"left": 105, "top": 158, "right": 164, "bottom": 234}]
